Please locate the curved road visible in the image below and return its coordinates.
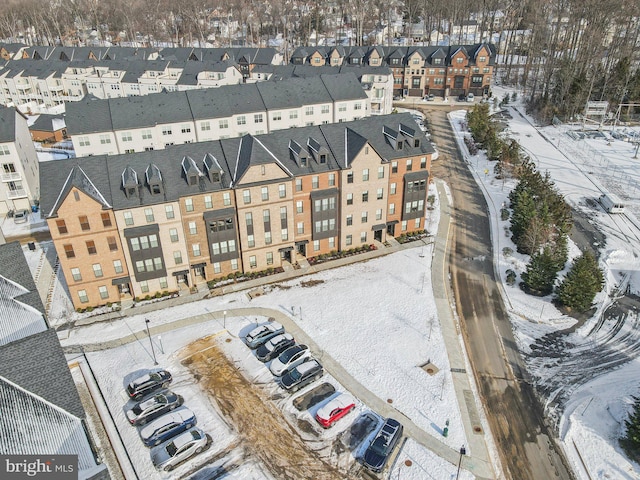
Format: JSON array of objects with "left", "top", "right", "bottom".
[{"left": 419, "top": 104, "right": 575, "bottom": 480}]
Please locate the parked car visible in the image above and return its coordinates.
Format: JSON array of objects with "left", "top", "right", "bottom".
[
  {"left": 255, "top": 333, "right": 295, "bottom": 362},
  {"left": 315, "top": 393, "right": 356, "bottom": 428},
  {"left": 280, "top": 359, "right": 324, "bottom": 392},
  {"left": 458, "top": 93, "right": 467, "bottom": 102},
  {"left": 13, "top": 209, "right": 29, "bottom": 224},
  {"left": 150, "top": 427, "right": 208, "bottom": 471},
  {"left": 426, "top": 93, "right": 435, "bottom": 101},
  {"left": 140, "top": 407, "right": 196, "bottom": 447},
  {"left": 126, "top": 390, "right": 183, "bottom": 426},
  {"left": 362, "top": 418, "right": 404, "bottom": 473},
  {"left": 244, "top": 320, "right": 284, "bottom": 349},
  {"left": 467, "top": 92, "right": 475, "bottom": 102},
  {"left": 269, "top": 344, "right": 311, "bottom": 376},
  {"left": 126, "top": 370, "right": 172, "bottom": 400}
]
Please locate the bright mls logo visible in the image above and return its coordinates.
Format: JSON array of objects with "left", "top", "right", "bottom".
[{"left": 1, "top": 455, "right": 77, "bottom": 479}]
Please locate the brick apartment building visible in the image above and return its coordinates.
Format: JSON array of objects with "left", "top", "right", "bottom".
[{"left": 40, "top": 114, "right": 433, "bottom": 309}]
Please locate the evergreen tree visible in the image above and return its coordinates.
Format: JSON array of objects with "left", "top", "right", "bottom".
[
  {"left": 622, "top": 395, "right": 640, "bottom": 460},
  {"left": 556, "top": 252, "right": 604, "bottom": 312},
  {"left": 522, "top": 247, "right": 559, "bottom": 295}
]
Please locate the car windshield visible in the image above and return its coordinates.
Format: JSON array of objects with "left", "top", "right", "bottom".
[
  {"left": 280, "top": 347, "right": 299, "bottom": 363},
  {"left": 191, "top": 430, "right": 202, "bottom": 440},
  {"left": 369, "top": 436, "right": 388, "bottom": 456},
  {"left": 289, "top": 369, "right": 302, "bottom": 381},
  {"left": 149, "top": 372, "right": 161, "bottom": 381},
  {"left": 166, "top": 442, "right": 178, "bottom": 457}
]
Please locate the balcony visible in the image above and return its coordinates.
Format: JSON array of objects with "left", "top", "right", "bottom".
[
  {"left": 1, "top": 172, "right": 21, "bottom": 182},
  {"left": 7, "top": 188, "right": 27, "bottom": 199}
]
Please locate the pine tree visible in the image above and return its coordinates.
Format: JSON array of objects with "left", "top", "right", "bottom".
[
  {"left": 522, "top": 247, "right": 558, "bottom": 295},
  {"left": 556, "top": 252, "right": 604, "bottom": 312},
  {"left": 622, "top": 395, "right": 640, "bottom": 460}
]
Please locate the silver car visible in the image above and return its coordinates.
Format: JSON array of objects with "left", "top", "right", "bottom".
[
  {"left": 244, "top": 320, "right": 284, "bottom": 349},
  {"left": 150, "top": 427, "right": 208, "bottom": 471},
  {"left": 125, "top": 390, "right": 183, "bottom": 426},
  {"left": 13, "top": 209, "right": 29, "bottom": 224}
]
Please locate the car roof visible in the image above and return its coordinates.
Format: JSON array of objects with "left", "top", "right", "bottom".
[
  {"left": 267, "top": 333, "right": 293, "bottom": 346},
  {"left": 318, "top": 393, "right": 355, "bottom": 416},
  {"left": 296, "top": 360, "right": 319, "bottom": 375},
  {"left": 249, "top": 321, "right": 282, "bottom": 336},
  {"left": 140, "top": 407, "right": 193, "bottom": 434},
  {"left": 169, "top": 427, "right": 203, "bottom": 449}
]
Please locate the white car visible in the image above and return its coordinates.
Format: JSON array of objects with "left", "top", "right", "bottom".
[
  {"left": 269, "top": 344, "right": 311, "bottom": 376},
  {"left": 244, "top": 320, "right": 284, "bottom": 349},
  {"left": 150, "top": 427, "right": 208, "bottom": 471}
]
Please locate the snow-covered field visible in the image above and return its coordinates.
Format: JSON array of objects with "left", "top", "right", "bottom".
[{"left": 451, "top": 89, "right": 640, "bottom": 479}]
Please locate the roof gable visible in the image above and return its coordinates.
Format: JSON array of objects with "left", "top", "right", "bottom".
[{"left": 49, "top": 165, "right": 111, "bottom": 217}]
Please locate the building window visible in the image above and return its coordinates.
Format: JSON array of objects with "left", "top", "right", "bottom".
[
  {"left": 249, "top": 255, "right": 257, "bottom": 268},
  {"left": 346, "top": 235, "right": 352, "bottom": 246},
  {"left": 219, "top": 119, "right": 229, "bottom": 129},
  {"left": 279, "top": 184, "right": 286, "bottom": 198},
  {"left": 361, "top": 212, "right": 368, "bottom": 223},
  {"left": 321, "top": 105, "right": 330, "bottom": 114},
  {"left": 354, "top": 103, "right": 362, "bottom": 110},
  {"left": 347, "top": 172, "right": 353, "bottom": 183},
  {"left": 93, "top": 263, "right": 103, "bottom": 277},
  {"left": 328, "top": 173, "right": 335, "bottom": 186},
  {"left": 377, "top": 188, "right": 384, "bottom": 200},
  {"left": 189, "top": 221, "right": 197, "bottom": 234},
  {"left": 389, "top": 203, "right": 395, "bottom": 215},
  {"left": 313, "top": 240, "right": 320, "bottom": 251},
  {"left": 378, "top": 166, "right": 385, "bottom": 179},
  {"left": 281, "top": 228, "right": 288, "bottom": 241},
  {"left": 144, "top": 208, "right": 154, "bottom": 222},
  {"left": 243, "top": 190, "right": 251, "bottom": 204},
  {"left": 79, "top": 215, "right": 90, "bottom": 231},
  {"left": 401, "top": 220, "right": 407, "bottom": 231},
  {"left": 99, "top": 285, "right": 109, "bottom": 299},
  {"left": 201, "top": 121, "right": 211, "bottom": 131},
  {"left": 312, "top": 176, "right": 319, "bottom": 189},
  {"left": 231, "top": 258, "right": 238, "bottom": 270},
  {"left": 78, "top": 290, "right": 88, "bottom": 303},
  {"left": 165, "top": 205, "right": 175, "bottom": 219},
  {"left": 273, "top": 112, "right": 282, "bottom": 121},
  {"left": 362, "top": 191, "right": 369, "bottom": 202},
  {"left": 185, "top": 198, "right": 194, "bottom": 212},
  {"left": 295, "top": 178, "right": 303, "bottom": 192},
  {"left": 266, "top": 252, "right": 274, "bottom": 265},
  {"left": 56, "top": 220, "right": 68, "bottom": 234},
  {"left": 71, "top": 268, "right": 82, "bottom": 281},
  {"left": 421, "top": 157, "right": 427, "bottom": 169},
  {"left": 338, "top": 103, "right": 347, "bottom": 112},
  {"left": 140, "top": 281, "right": 149, "bottom": 293},
  {"left": 305, "top": 106, "right": 314, "bottom": 116},
  {"left": 124, "top": 211, "right": 133, "bottom": 226},
  {"left": 346, "top": 215, "right": 353, "bottom": 226},
  {"left": 415, "top": 218, "right": 421, "bottom": 228},
  {"left": 99, "top": 134, "right": 111, "bottom": 145},
  {"left": 247, "top": 235, "right": 255, "bottom": 248},
  {"left": 347, "top": 193, "right": 353, "bottom": 205},
  {"left": 362, "top": 169, "right": 369, "bottom": 181},
  {"left": 254, "top": 113, "right": 263, "bottom": 123},
  {"left": 192, "top": 244, "right": 201, "bottom": 256},
  {"left": 78, "top": 137, "right": 90, "bottom": 147},
  {"left": 162, "top": 127, "right": 172, "bottom": 136},
  {"left": 360, "top": 232, "right": 367, "bottom": 243},
  {"left": 107, "top": 236, "right": 118, "bottom": 251},
  {"left": 290, "top": 111, "right": 298, "bottom": 120},
  {"left": 296, "top": 201, "right": 303, "bottom": 213},
  {"left": 406, "top": 159, "right": 413, "bottom": 171},
  {"left": 245, "top": 212, "right": 253, "bottom": 227},
  {"left": 113, "top": 259, "right": 123, "bottom": 274},
  {"left": 376, "top": 209, "right": 383, "bottom": 220},
  {"left": 86, "top": 241, "right": 97, "bottom": 255},
  {"left": 170, "top": 228, "right": 179, "bottom": 242},
  {"left": 174, "top": 251, "right": 183, "bottom": 264},
  {"left": 390, "top": 183, "right": 397, "bottom": 195},
  {"left": 101, "top": 213, "right": 112, "bottom": 227},
  {"left": 391, "top": 161, "right": 398, "bottom": 173},
  {"left": 181, "top": 125, "right": 191, "bottom": 134},
  {"left": 263, "top": 209, "right": 270, "bottom": 223},
  {"left": 160, "top": 277, "right": 168, "bottom": 289},
  {"left": 329, "top": 237, "right": 335, "bottom": 248},
  {"left": 265, "top": 232, "right": 272, "bottom": 244},
  {"left": 237, "top": 115, "right": 246, "bottom": 125},
  {"left": 261, "top": 186, "right": 269, "bottom": 201},
  {"left": 297, "top": 222, "right": 304, "bottom": 234}
]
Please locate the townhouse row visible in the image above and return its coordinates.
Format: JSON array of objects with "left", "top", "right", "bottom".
[
  {"left": 65, "top": 73, "right": 376, "bottom": 157},
  {"left": 40, "top": 114, "right": 434, "bottom": 309}
]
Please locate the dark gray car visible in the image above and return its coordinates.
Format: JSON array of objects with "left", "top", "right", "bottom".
[
  {"left": 362, "top": 417, "right": 403, "bottom": 473},
  {"left": 280, "top": 359, "right": 323, "bottom": 392},
  {"left": 126, "top": 390, "right": 183, "bottom": 426}
]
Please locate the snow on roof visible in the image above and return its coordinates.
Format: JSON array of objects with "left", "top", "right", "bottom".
[{"left": 0, "top": 275, "right": 47, "bottom": 347}]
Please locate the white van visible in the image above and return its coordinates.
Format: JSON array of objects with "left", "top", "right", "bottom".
[{"left": 599, "top": 193, "right": 625, "bottom": 213}]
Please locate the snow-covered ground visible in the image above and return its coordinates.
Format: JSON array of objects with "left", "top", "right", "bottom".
[{"left": 450, "top": 88, "right": 640, "bottom": 479}]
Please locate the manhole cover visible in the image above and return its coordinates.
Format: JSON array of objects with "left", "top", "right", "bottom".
[
  {"left": 473, "top": 425, "right": 483, "bottom": 434},
  {"left": 225, "top": 338, "right": 232, "bottom": 343},
  {"left": 404, "top": 460, "right": 412, "bottom": 467},
  {"left": 420, "top": 362, "right": 439, "bottom": 375},
  {"left": 387, "top": 398, "right": 393, "bottom": 404}
]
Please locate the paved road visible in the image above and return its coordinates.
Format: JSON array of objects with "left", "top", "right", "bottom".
[{"left": 419, "top": 104, "right": 575, "bottom": 480}]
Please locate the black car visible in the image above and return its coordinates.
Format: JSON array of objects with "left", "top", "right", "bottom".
[
  {"left": 280, "top": 359, "right": 323, "bottom": 392},
  {"left": 362, "top": 418, "right": 404, "bottom": 473},
  {"left": 126, "top": 370, "right": 172, "bottom": 400},
  {"left": 255, "top": 333, "right": 295, "bottom": 362},
  {"left": 126, "top": 390, "right": 184, "bottom": 426}
]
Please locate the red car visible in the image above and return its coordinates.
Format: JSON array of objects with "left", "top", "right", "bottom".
[{"left": 315, "top": 393, "right": 356, "bottom": 428}]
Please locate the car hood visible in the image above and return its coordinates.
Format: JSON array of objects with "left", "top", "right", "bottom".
[
  {"left": 280, "top": 371, "right": 296, "bottom": 387},
  {"left": 269, "top": 358, "right": 287, "bottom": 375}
]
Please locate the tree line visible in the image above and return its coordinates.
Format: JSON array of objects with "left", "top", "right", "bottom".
[{"left": 466, "top": 104, "right": 603, "bottom": 312}]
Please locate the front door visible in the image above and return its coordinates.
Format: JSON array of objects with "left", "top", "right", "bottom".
[
  {"left": 386, "top": 223, "right": 395, "bottom": 237},
  {"left": 374, "top": 229, "right": 383, "bottom": 242},
  {"left": 297, "top": 243, "right": 306, "bottom": 256}
]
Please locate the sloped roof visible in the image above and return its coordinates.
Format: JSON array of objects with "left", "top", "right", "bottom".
[
  {"left": 0, "top": 106, "right": 17, "bottom": 143},
  {"left": 0, "top": 328, "right": 85, "bottom": 419},
  {"left": 0, "top": 376, "right": 96, "bottom": 471},
  {"left": 30, "top": 113, "right": 65, "bottom": 132}
]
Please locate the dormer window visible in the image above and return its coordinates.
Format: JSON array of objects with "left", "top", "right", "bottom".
[
  {"left": 434, "top": 58, "right": 442, "bottom": 65},
  {"left": 301, "top": 157, "right": 307, "bottom": 167},
  {"left": 127, "top": 186, "right": 137, "bottom": 197},
  {"left": 414, "top": 139, "right": 420, "bottom": 147},
  {"left": 397, "top": 141, "right": 403, "bottom": 150},
  {"left": 211, "top": 171, "right": 220, "bottom": 182},
  {"left": 320, "top": 154, "right": 327, "bottom": 164},
  {"left": 188, "top": 174, "right": 198, "bottom": 186},
  {"left": 151, "top": 184, "right": 162, "bottom": 194},
  {"left": 146, "top": 164, "right": 163, "bottom": 195}
]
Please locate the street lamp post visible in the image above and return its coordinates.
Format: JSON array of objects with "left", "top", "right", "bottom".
[
  {"left": 145, "top": 319, "right": 158, "bottom": 365},
  {"left": 455, "top": 445, "right": 466, "bottom": 480},
  {"left": 223, "top": 310, "right": 227, "bottom": 330}
]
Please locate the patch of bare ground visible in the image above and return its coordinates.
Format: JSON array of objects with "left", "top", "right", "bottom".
[
  {"left": 300, "top": 279, "right": 325, "bottom": 288},
  {"left": 179, "top": 335, "right": 359, "bottom": 480}
]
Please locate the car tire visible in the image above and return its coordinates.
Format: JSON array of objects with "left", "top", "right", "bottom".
[
  {"left": 154, "top": 439, "right": 161, "bottom": 446},
  {"left": 170, "top": 404, "right": 177, "bottom": 410},
  {"left": 162, "top": 382, "right": 170, "bottom": 388},
  {"left": 164, "top": 464, "right": 174, "bottom": 472},
  {"left": 195, "top": 447, "right": 203, "bottom": 454},
  {"left": 139, "top": 418, "right": 146, "bottom": 426}
]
